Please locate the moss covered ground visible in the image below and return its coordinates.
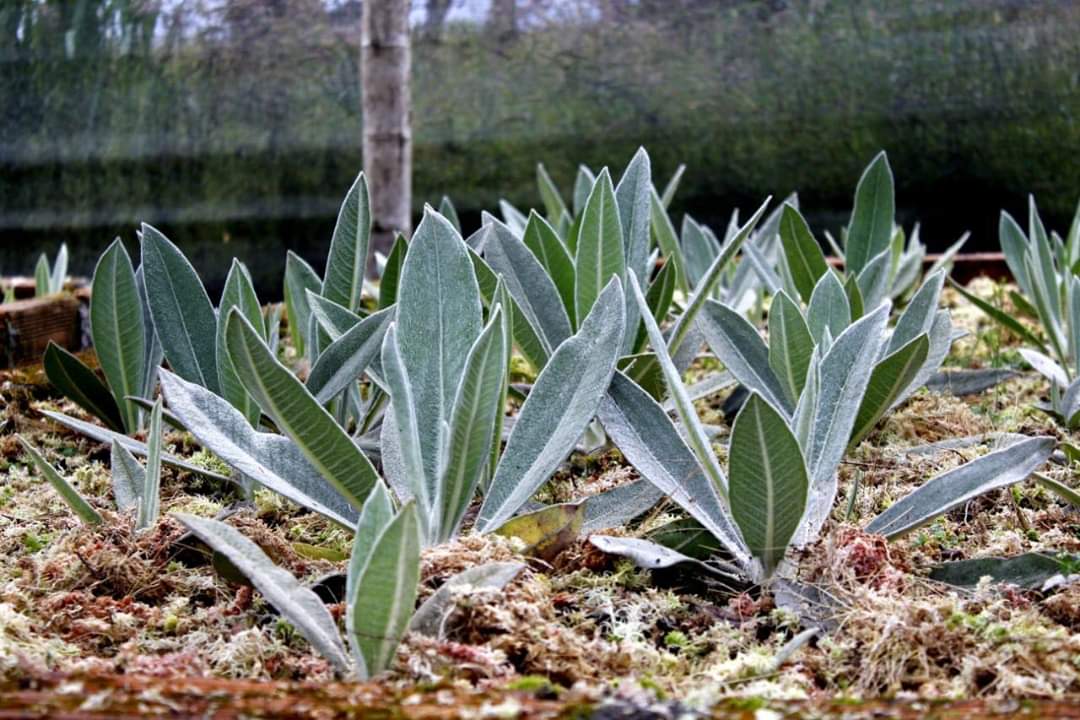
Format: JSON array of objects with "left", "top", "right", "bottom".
[{"left": 2, "top": 280, "right": 1080, "bottom": 714}]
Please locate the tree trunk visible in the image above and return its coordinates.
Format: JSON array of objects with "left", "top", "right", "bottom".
[{"left": 362, "top": 0, "right": 412, "bottom": 255}]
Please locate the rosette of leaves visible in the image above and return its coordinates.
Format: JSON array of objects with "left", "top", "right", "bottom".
[
  {"left": 702, "top": 267, "right": 955, "bottom": 450},
  {"left": 776, "top": 152, "right": 968, "bottom": 312},
  {"left": 951, "top": 196, "right": 1080, "bottom": 428},
  {"left": 475, "top": 149, "right": 773, "bottom": 409},
  {"left": 594, "top": 271, "right": 1055, "bottom": 583},
  {"left": 381, "top": 207, "right": 627, "bottom": 542}
]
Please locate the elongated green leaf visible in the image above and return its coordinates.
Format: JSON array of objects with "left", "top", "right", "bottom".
[
  {"left": 284, "top": 251, "right": 322, "bottom": 357},
  {"left": 110, "top": 439, "right": 144, "bottom": 512},
  {"left": 499, "top": 199, "right": 528, "bottom": 234},
  {"left": 476, "top": 278, "right": 625, "bottom": 533},
  {"left": 522, "top": 211, "right": 576, "bottom": 326},
  {"left": 322, "top": 172, "right": 370, "bottom": 312},
  {"left": 615, "top": 147, "right": 653, "bottom": 287},
  {"left": 350, "top": 503, "right": 422, "bottom": 677},
  {"left": 867, "top": 436, "right": 1054, "bottom": 539},
  {"left": 1029, "top": 196, "right": 1059, "bottom": 325},
  {"left": 681, "top": 215, "right": 718, "bottom": 290},
  {"left": 135, "top": 266, "right": 163, "bottom": 402},
  {"left": 949, "top": 279, "right": 1047, "bottom": 353},
  {"left": 307, "top": 307, "right": 393, "bottom": 405},
  {"left": 632, "top": 259, "right": 678, "bottom": 353},
  {"left": 768, "top": 292, "right": 814, "bottom": 405},
  {"left": 536, "top": 163, "right": 568, "bottom": 222},
  {"left": 380, "top": 325, "right": 428, "bottom": 524},
  {"left": 849, "top": 335, "right": 929, "bottom": 448},
  {"left": 439, "top": 309, "right": 507, "bottom": 542},
  {"left": 700, "top": 300, "right": 792, "bottom": 415},
  {"left": 34, "top": 254, "right": 49, "bottom": 297},
  {"left": 346, "top": 483, "right": 394, "bottom": 619},
  {"left": 159, "top": 371, "right": 358, "bottom": 528},
  {"left": 91, "top": 239, "right": 146, "bottom": 433},
  {"left": 176, "top": 513, "right": 351, "bottom": 674},
  {"left": 925, "top": 232, "right": 970, "bottom": 279},
  {"left": 625, "top": 273, "right": 731, "bottom": 500},
  {"left": 41, "top": 409, "right": 231, "bottom": 484},
  {"left": 665, "top": 197, "right": 771, "bottom": 367},
  {"left": 930, "top": 552, "right": 1073, "bottom": 589},
  {"left": 49, "top": 243, "right": 68, "bottom": 294},
  {"left": 846, "top": 152, "right": 895, "bottom": 275},
  {"left": 649, "top": 187, "right": 688, "bottom": 294},
  {"left": 485, "top": 220, "right": 571, "bottom": 354},
  {"left": 856, "top": 247, "right": 892, "bottom": 313},
  {"left": 469, "top": 249, "right": 547, "bottom": 373},
  {"left": 306, "top": 291, "right": 362, "bottom": 341},
  {"left": 779, "top": 204, "right": 828, "bottom": 304},
  {"left": 138, "top": 398, "right": 163, "bottom": 529},
  {"left": 796, "top": 304, "right": 890, "bottom": 545},
  {"left": 438, "top": 196, "right": 461, "bottom": 233},
  {"left": 398, "top": 208, "right": 483, "bottom": 500},
  {"left": 19, "top": 436, "right": 103, "bottom": 525},
  {"left": 580, "top": 477, "right": 664, "bottom": 533},
  {"left": 891, "top": 271, "right": 945, "bottom": 354},
  {"left": 884, "top": 304, "right": 951, "bottom": 411},
  {"left": 729, "top": 394, "right": 808, "bottom": 574},
  {"left": 1036, "top": 472, "right": 1080, "bottom": 507},
  {"left": 598, "top": 371, "right": 749, "bottom": 565},
  {"left": 141, "top": 224, "right": 219, "bottom": 394},
  {"left": 43, "top": 342, "right": 126, "bottom": 433},
  {"left": 217, "top": 260, "right": 263, "bottom": 426},
  {"left": 807, "top": 272, "right": 850, "bottom": 344},
  {"left": 844, "top": 273, "right": 864, "bottom": 320},
  {"left": 572, "top": 165, "right": 595, "bottom": 219},
  {"left": 575, "top": 168, "right": 626, "bottom": 323},
  {"left": 660, "top": 164, "right": 686, "bottom": 209},
  {"left": 999, "top": 210, "right": 1033, "bottom": 298},
  {"left": 410, "top": 562, "right": 525, "bottom": 638},
  {"left": 225, "top": 310, "right": 377, "bottom": 511},
  {"left": 379, "top": 233, "right": 408, "bottom": 310}
]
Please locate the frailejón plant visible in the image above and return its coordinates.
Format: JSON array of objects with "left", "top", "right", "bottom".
[
  {"left": 596, "top": 271, "right": 1054, "bottom": 582},
  {"left": 776, "top": 152, "right": 967, "bottom": 310},
  {"left": 953, "top": 196, "right": 1080, "bottom": 427}
]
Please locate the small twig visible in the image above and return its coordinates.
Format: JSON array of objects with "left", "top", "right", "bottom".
[{"left": 75, "top": 549, "right": 102, "bottom": 579}]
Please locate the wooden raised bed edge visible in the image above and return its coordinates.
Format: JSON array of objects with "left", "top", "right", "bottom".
[{"left": 0, "top": 291, "right": 87, "bottom": 369}]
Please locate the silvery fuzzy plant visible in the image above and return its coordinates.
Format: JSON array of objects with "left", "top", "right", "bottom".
[
  {"left": 281, "top": 172, "right": 408, "bottom": 435},
  {"left": 157, "top": 205, "right": 626, "bottom": 545},
  {"left": 650, "top": 183, "right": 798, "bottom": 323},
  {"left": 703, "top": 267, "right": 955, "bottom": 450},
  {"left": 775, "top": 152, "right": 967, "bottom": 313},
  {"left": 42, "top": 228, "right": 269, "bottom": 436},
  {"left": 472, "top": 149, "right": 774, "bottom": 414},
  {"left": 952, "top": 196, "right": 1080, "bottom": 428},
  {"left": 471, "top": 148, "right": 656, "bottom": 372},
  {"left": 33, "top": 243, "right": 68, "bottom": 297},
  {"left": 381, "top": 207, "right": 627, "bottom": 542},
  {"left": 592, "top": 271, "right": 1055, "bottom": 583},
  {"left": 16, "top": 398, "right": 166, "bottom": 530},
  {"left": 42, "top": 237, "right": 162, "bottom": 434},
  {"left": 174, "top": 485, "right": 525, "bottom": 679}
]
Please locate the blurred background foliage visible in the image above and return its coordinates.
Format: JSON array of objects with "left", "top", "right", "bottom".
[{"left": 2, "top": 0, "right": 1078, "bottom": 295}]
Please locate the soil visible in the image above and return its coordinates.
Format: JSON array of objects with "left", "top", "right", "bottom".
[{"left": 2, "top": 278, "right": 1080, "bottom": 716}]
